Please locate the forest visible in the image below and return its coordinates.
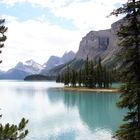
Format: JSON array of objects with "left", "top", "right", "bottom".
[{"left": 56, "top": 57, "right": 119, "bottom": 88}]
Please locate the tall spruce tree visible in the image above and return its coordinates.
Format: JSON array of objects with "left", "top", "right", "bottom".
[
  {"left": 64, "top": 66, "right": 70, "bottom": 86},
  {"left": 102, "top": 66, "right": 109, "bottom": 88},
  {"left": 0, "top": 19, "right": 28, "bottom": 139},
  {"left": 111, "top": 0, "right": 140, "bottom": 139},
  {"left": 70, "top": 69, "right": 77, "bottom": 87},
  {"left": 96, "top": 57, "right": 103, "bottom": 88},
  {"left": 78, "top": 69, "right": 82, "bottom": 87},
  {"left": 85, "top": 56, "right": 89, "bottom": 87},
  {"left": 0, "top": 19, "right": 7, "bottom": 64},
  {"left": 88, "top": 60, "right": 95, "bottom": 88}
]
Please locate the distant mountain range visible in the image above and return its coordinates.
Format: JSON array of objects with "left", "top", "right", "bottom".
[
  {"left": 0, "top": 18, "right": 124, "bottom": 80},
  {"left": 43, "top": 19, "right": 123, "bottom": 77},
  {"left": 41, "top": 51, "right": 75, "bottom": 74},
  {"left": 0, "top": 59, "right": 43, "bottom": 79},
  {"left": 0, "top": 51, "right": 75, "bottom": 79}
]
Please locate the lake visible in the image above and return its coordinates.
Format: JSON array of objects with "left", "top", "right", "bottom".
[{"left": 0, "top": 80, "right": 125, "bottom": 140}]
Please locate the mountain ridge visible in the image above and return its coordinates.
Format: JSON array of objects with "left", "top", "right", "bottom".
[
  {"left": 0, "top": 51, "right": 75, "bottom": 79},
  {"left": 41, "top": 51, "right": 75, "bottom": 74},
  {"left": 0, "top": 60, "right": 43, "bottom": 79},
  {"left": 45, "top": 19, "right": 122, "bottom": 76}
]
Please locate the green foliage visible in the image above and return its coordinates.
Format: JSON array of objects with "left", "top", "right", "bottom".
[
  {"left": 77, "top": 69, "right": 82, "bottom": 87},
  {"left": 70, "top": 69, "right": 77, "bottom": 87},
  {"left": 64, "top": 66, "right": 70, "bottom": 86},
  {"left": 24, "top": 74, "right": 54, "bottom": 81},
  {"left": 56, "top": 74, "right": 61, "bottom": 83},
  {"left": 56, "top": 57, "right": 116, "bottom": 88},
  {"left": 111, "top": 0, "right": 140, "bottom": 139},
  {"left": 0, "top": 117, "right": 28, "bottom": 140},
  {"left": 0, "top": 19, "right": 8, "bottom": 64},
  {"left": 0, "top": 18, "right": 28, "bottom": 140}
]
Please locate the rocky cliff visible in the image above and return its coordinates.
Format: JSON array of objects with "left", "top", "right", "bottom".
[
  {"left": 41, "top": 51, "right": 75, "bottom": 74},
  {"left": 75, "top": 19, "right": 122, "bottom": 68},
  {"left": 46, "top": 19, "right": 123, "bottom": 76}
]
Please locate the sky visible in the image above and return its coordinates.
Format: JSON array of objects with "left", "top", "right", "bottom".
[{"left": 0, "top": 0, "right": 124, "bottom": 71}]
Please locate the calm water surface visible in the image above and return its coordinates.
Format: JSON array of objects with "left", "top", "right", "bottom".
[{"left": 0, "top": 80, "right": 125, "bottom": 140}]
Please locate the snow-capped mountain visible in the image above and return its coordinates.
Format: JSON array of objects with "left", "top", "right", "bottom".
[
  {"left": 15, "top": 59, "right": 43, "bottom": 74},
  {"left": 0, "top": 60, "right": 43, "bottom": 79},
  {"left": 0, "top": 51, "right": 75, "bottom": 79}
]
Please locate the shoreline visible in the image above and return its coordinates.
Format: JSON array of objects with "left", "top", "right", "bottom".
[{"left": 51, "top": 87, "right": 120, "bottom": 93}]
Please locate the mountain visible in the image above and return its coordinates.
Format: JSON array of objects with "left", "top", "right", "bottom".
[
  {"left": 61, "top": 51, "right": 76, "bottom": 63},
  {"left": 41, "top": 51, "right": 75, "bottom": 74},
  {"left": 0, "top": 60, "right": 43, "bottom": 79},
  {"left": 45, "top": 19, "right": 123, "bottom": 76},
  {"left": 75, "top": 20, "right": 122, "bottom": 68},
  {"left": 15, "top": 59, "right": 43, "bottom": 74},
  {"left": 43, "top": 56, "right": 60, "bottom": 71},
  {"left": 0, "top": 70, "right": 4, "bottom": 75}
]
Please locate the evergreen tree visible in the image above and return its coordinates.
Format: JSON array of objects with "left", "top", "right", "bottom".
[
  {"left": 58, "top": 56, "right": 115, "bottom": 89},
  {"left": 60, "top": 74, "right": 64, "bottom": 83},
  {"left": 78, "top": 69, "right": 82, "bottom": 87},
  {"left": 96, "top": 57, "right": 103, "bottom": 88},
  {"left": 111, "top": 0, "right": 140, "bottom": 139},
  {"left": 56, "top": 74, "right": 61, "bottom": 83},
  {"left": 0, "top": 19, "right": 7, "bottom": 63},
  {"left": 0, "top": 18, "right": 28, "bottom": 140},
  {"left": 108, "top": 70, "right": 112, "bottom": 87},
  {"left": 102, "top": 66, "right": 109, "bottom": 88},
  {"left": 84, "top": 56, "right": 89, "bottom": 87},
  {"left": 0, "top": 117, "right": 28, "bottom": 140},
  {"left": 88, "top": 60, "right": 95, "bottom": 88},
  {"left": 70, "top": 69, "right": 77, "bottom": 87},
  {"left": 81, "top": 69, "right": 86, "bottom": 87},
  {"left": 64, "top": 66, "right": 70, "bottom": 86}
]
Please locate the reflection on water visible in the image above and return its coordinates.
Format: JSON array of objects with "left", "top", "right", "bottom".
[
  {"left": 0, "top": 81, "right": 125, "bottom": 140},
  {"left": 47, "top": 89, "right": 124, "bottom": 132}
]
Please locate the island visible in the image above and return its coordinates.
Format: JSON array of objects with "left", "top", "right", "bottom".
[{"left": 24, "top": 74, "right": 49, "bottom": 81}]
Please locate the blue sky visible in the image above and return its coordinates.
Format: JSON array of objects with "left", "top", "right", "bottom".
[
  {"left": 0, "top": 2, "right": 76, "bottom": 29},
  {"left": 0, "top": 0, "right": 123, "bottom": 70}
]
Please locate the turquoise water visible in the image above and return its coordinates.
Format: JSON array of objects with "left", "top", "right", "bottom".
[{"left": 0, "top": 81, "right": 125, "bottom": 140}]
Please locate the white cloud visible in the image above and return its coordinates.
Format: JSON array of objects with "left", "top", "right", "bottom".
[
  {"left": 51, "top": 0, "right": 125, "bottom": 30},
  {"left": 1, "top": 0, "right": 124, "bottom": 30},
  {"left": 0, "top": 15, "right": 84, "bottom": 71},
  {"left": 0, "top": 0, "right": 126, "bottom": 70},
  {"left": 1, "top": 0, "right": 69, "bottom": 8}
]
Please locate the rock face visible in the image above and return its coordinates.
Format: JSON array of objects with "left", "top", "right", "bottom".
[
  {"left": 75, "top": 20, "right": 121, "bottom": 68},
  {"left": 42, "top": 51, "right": 75, "bottom": 72},
  {"left": 43, "top": 56, "right": 60, "bottom": 71},
  {"left": 46, "top": 19, "right": 123, "bottom": 76},
  {"left": 61, "top": 51, "right": 75, "bottom": 63}
]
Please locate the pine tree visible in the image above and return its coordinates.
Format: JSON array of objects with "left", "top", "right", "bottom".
[
  {"left": 0, "top": 117, "right": 28, "bottom": 140},
  {"left": 56, "top": 74, "right": 61, "bottom": 83},
  {"left": 96, "top": 57, "right": 103, "bottom": 88},
  {"left": 102, "top": 66, "right": 109, "bottom": 88},
  {"left": 70, "top": 69, "right": 77, "bottom": 87},
  {"left": 84, "top": 56, "right": 89, "bottom": 87},
  {"left": 78, "top": 69, "right": 82, "bottom": 87},
  {"left": 0, "top": 18, "right": 28, "bottom": 139},
  {"left": 111, "top": 0, "right": 140, "bottom": 139},
  {"left": 0, "top": 19, "right": 7, "bottom": 63},
  {"left": 88, "top": 60, "right": 95, "bottom": 88},
  {"left": 64, "top": 66, "right": 70, "bottom": 86},
  {"left": 59, "top": 74, "right": 64, "bottom": 83},
  {"left": 81, "top": 69, "right": 86, "bottom": 87}
]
